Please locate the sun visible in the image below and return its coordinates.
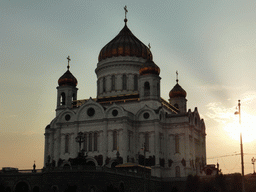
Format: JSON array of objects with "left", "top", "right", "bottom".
[{"left": 223, "top": 112, "right": 256, "bottom": 143}]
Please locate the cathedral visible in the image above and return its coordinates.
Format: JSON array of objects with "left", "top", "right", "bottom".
[{"left": 44, "top": 14, "right": 206, "bottom": 179}]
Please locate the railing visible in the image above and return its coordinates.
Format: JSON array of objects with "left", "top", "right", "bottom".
[
  {"left": 0, "top": 169, "right": 43, "bottom": 174},
  {"left": 1, "top": 166, "right": 161, "bottom": 181},
  {"left": 19, "top": 169, "right": 43, "bottom": 173}
]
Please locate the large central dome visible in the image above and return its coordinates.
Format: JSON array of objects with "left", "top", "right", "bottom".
[{"left": 98, "top": 24, "right": 152, "bottom": 62}]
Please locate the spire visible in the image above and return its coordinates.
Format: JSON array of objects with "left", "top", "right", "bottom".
[
  {"left": 58, "top": 56, "right": 78, "bottom": 87},
  {"left": 67, "top": 56, "right": 71, "bottom": 70},
  {"left": 124, "top": 5, "right": 128, "bottom": 25},
  {"left": 169, "top": 71, "right": 187, "bottom": 98}
]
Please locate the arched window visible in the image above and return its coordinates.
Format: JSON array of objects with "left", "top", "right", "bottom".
[
  {"left": 122, "top": 74, "right": 127, "bottom": 90},
  {"left": 103, "top": 77, "right": 106, "bottom": 92},
  {"left": 144, "top": 82, "right": 150, "bottom": 96},
  {"left": 15, "top": 182, "right": 29, "bottom": 192},
  {"left": 72, "top": 93, "right": 75, "bottom": 101},
  {"left": 65, "top": 135, "right": 69, "bottom": 153},
  {"left": 61, "top": 92, "right": 66, "bottom": 105},
  {"left": 175, "top": 166, "right": 180, "bottom": 177},
  {"left": 145, "top": 133, "right": 149, "bottom": 151},
  {"left": 128, "top": 131, "right": 131, "bottom": 151},
  {"left": 89, "top": 133, "right": 92, "bottom": 151},
  {"left": 175, "top": 135, "right": 179, "bottom": 153},
  {"left": 97, "top": 80, "right": 100, "bottom": 95},
  {"left": 83, "top": 133, "right": 87, "bottom": 152},
  {"left": 113, "top": 131, "right": 117, "bottom": 150},
  {"left": 157, "top": 83, "right": 160, "bottom": 96},
  {"left": 159, "top": 134, "right": 162, "bottom": 152},
  {"left": 134, "top": 75, "right": 138, "bottom": 91},
  {"left": 94, "top": 132, "right": 97, "bottom": 151},
  {"left": 111, "top": 75, "right": 115, "bottom": 91}
]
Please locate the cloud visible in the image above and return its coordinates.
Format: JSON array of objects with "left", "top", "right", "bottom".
[
  {"left": 7, "top": 115, "right": 18, "bottom": 118},
  {"left": 205, "top": 102, "right": 236, "bottom": 124}
]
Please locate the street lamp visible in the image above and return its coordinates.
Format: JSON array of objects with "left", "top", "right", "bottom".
[
  {"left": 141, "top": 143, "right": 147, "bottom": 192},
  {"left": 234, "top": 100, "right": 245, "bottom": 192},
  {"left": 75, "top": 132, "right": 85, "bottom": 153}
]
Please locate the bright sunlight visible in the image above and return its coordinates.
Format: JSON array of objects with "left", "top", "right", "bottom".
[{"left": 223, "top": 112, "right": 256, "bottom": 143}]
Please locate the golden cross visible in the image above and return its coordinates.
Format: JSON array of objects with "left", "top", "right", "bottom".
[
  {"left": 67, "top": 56, "right": 71, "bottom": 69},
  {"left": 124, "top": 5, "right": 128, "bottom": 19}
]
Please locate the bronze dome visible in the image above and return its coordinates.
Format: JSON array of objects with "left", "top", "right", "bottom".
[
  {"left": 98, "top": 24, "right": 152, "bottom": 62},
  {"left": 58, "top": 70, "right": 78, "bottom": 87},
  {"left": 169, "top": 83, "right": 187, "bottom": 98},
  {"left": 139, "top": 59, "right": 160, "bottom": 76}
]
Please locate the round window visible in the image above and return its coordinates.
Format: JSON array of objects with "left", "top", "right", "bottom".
[
  {"left": 65, "top": 114, "right": 71, "bottom": 121},
  {"left": 143, "top": 112, "right": 150, "bottom": 119},
  {"left": 87, "top": 108, "right": 95, "bottom": 117},
  {"left": 112, "top": 109, "right": 118, "bottom": 116}
]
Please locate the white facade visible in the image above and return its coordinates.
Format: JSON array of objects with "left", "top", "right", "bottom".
[{"left": 44, "top": 22, "right": 206, "bottom": 178}]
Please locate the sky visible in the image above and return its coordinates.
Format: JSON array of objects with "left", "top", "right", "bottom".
[{"left": 1, "top": 0, "right": 256, "bottom": 175}]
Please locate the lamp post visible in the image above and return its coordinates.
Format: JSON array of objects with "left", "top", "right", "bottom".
[
  {"left": 75, "top": 132, "right": 85, "bottom": 153},
  {"left": 141, "top": 143, "right": 147, "bottom": 192},
  {"left": 235, "top": 100, "right": 245, "bottom": 192}
]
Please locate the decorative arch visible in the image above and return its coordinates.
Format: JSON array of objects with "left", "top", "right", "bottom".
[
  {"left": 77, "top": 98, "right": 105, "bottom": 121},
  {"left": 61, "top": 160, "right": 71, "bottom": 168},
  {"left": 86, "top": 156, "right": 98, "bottom": 167},
  {"left": 57, "top": 109, "right": 76, "bottom": 123},
  {"left": 14, "top": 180, "right": 31, "bottom": 192},
  {"left": 136, "top": 105, "right": 157, "bottom": 121},
  {"left": 111, "top": 161, "right": 119, "bottom": 168},
  {"left": 105, "top": 104, "right": 126, "bottom": 118}
]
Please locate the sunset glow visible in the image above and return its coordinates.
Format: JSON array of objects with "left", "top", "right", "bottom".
[
  {"left": 2, "top": 0, "right": 256, "bottom": 175},
  {"left": 223, "top": 112, "right": 256, "bottom": 143}
]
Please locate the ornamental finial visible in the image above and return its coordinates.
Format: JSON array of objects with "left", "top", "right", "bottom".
[
  {"left": 148, "top": 43, "right": 151, "bottom": 50},
  {"left": 67, "top": 56, "right": 71, "bottom": 70},
  {"left": 124, "top": 5, "right": 128, "bottom": 24},
  {"left": 176, "top": 70, "right": 179, "bottom": 83}
]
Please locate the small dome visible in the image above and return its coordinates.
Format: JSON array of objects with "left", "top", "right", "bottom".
[
  {"left": 169, "top": 83, "right": 187, "bottom": 98},
  {"left": 139, "top": 59, "right": 160, "bottom": 76},
  {"left": 98, "top": 24, "right": 152, "bottom": 62},
  {"left": 58, "top": 70, "right": 78, "bottom": 87}
]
